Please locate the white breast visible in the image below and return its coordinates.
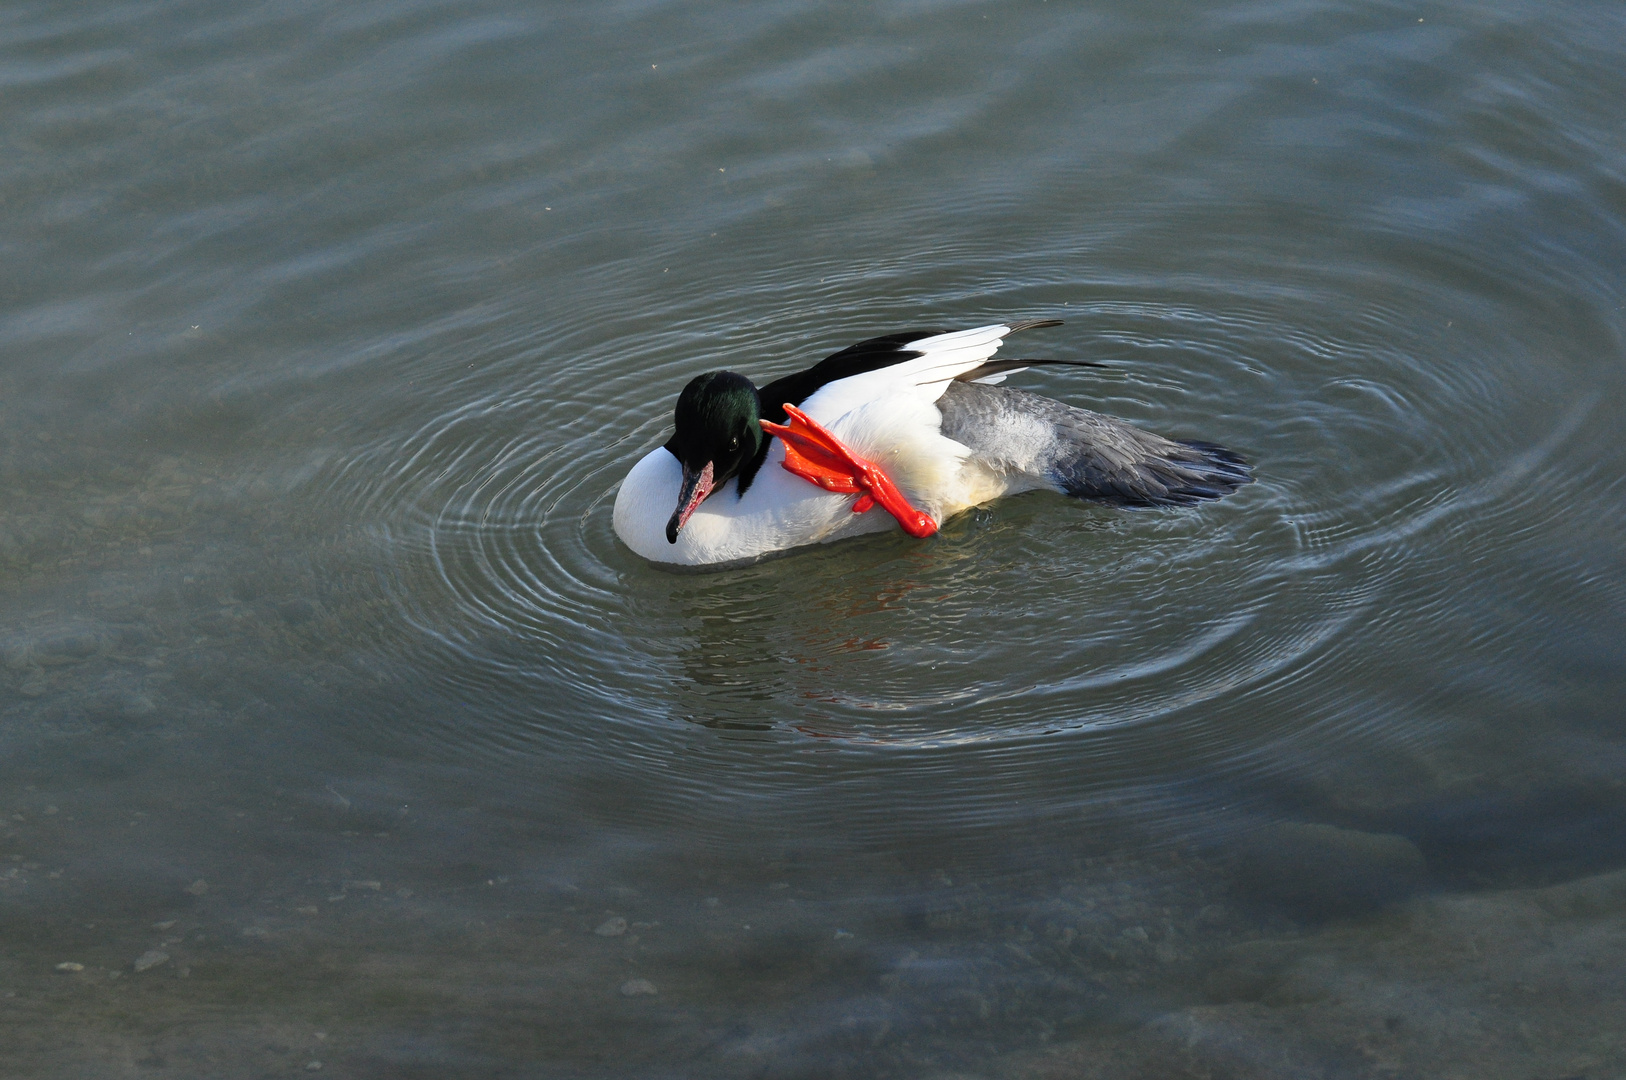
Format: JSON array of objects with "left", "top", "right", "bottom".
[
  {"left": 612, "top": 391, "right": 1013, "bottom": 566},
  {"left": 612, "top": 437, "right": 896, "bottom": 565}
]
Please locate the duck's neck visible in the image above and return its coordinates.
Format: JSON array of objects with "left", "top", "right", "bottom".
[{"left": 734, "top": 413, "right": 775, "bottom": 496}]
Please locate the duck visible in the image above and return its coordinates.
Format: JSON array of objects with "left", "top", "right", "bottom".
[{"left": 612, "top": 320, "right": 1251, "bottom": 567}]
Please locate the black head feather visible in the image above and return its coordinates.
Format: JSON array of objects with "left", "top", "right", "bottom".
[{"left": 662, "top": 372, "right": 767, "bottom": 542}]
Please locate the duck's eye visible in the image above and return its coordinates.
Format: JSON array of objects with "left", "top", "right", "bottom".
[{"left": 729, "top": 437, "right": 740, "bottom": 451}]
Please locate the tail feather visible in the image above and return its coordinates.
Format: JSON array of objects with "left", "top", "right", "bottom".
[
  {"left": 1075, "top": 438, "right": 1252, "bottom": 507},
  {"left": 938, "top": 382, "right": 1252, "bottom": 509}
]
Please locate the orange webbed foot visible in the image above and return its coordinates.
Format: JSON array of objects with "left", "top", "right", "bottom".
[{"left": 758, "top": 404, "right": 938, "bottom": 538}]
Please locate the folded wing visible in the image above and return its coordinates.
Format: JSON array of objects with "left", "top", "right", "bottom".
[{"left": 780, "top": 320, "right": 1064, "bottom": 423}]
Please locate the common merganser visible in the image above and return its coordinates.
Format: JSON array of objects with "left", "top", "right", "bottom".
[{"left": 613, "top": 320, "right": 1250, "bottom": 567}]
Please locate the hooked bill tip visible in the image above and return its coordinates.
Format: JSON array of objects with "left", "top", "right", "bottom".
[{"left": 667, "top": 460, "right": 716, "bottom": 544}]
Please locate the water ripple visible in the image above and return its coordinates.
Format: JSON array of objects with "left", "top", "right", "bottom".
[{"left": 305, "top": 221, "right": 1620, "bottom": 842}]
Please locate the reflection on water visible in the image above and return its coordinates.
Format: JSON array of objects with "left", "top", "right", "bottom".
[{"left": 3, "top": 0, "right": 1626, "bottom": 1075}]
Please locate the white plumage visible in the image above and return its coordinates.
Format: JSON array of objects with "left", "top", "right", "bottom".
[{"left": 614, "top": 324, "right": 1022, "bottom": 566}]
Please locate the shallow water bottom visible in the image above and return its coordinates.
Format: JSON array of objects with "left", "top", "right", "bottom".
[
  {"left": 5, "top": 830, "right": 1623, "bottom": 1079},
  {"left": 2, "top": 513, "right": 1623, "bottom": 1079}
]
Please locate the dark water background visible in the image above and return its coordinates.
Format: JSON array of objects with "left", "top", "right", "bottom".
[{"left": 3, "top": 1, "right": 1625, "bottom": 1076}]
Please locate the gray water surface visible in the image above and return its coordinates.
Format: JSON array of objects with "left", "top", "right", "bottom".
[{"left": 4, "top": 1, "right": 1626, "bottom": 1077}]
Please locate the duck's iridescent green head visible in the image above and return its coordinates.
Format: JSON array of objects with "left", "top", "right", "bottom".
[{"left": 662, "top": 371, "right": 764, "bottom": 543}]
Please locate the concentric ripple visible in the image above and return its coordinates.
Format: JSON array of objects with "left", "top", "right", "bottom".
[
  {"left": 303, "top": 208, "right": 1622, "bottom": 850},
  {"left": 289, "top": 0, "right": 1626, "bottom": 852}
]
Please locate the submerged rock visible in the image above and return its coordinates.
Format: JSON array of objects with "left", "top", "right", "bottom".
[
  {"left": 1020, "top": 867, "right": 1626, "bottom": 1079},
  {"left": 132, "top": 950, "right": 169, "bottom": 973},
  {"left": 278, "top": 599, "right": 318, "bottom": 625},
  {"left": 35, "top": 631, "right": 105, "bottom": 664},
  {"left": 1233, "top": 822, "right": 1426, "bottom": 918}
]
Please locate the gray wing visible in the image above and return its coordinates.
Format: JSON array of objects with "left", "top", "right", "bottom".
[{"left": 937, "top": 382, "right": 1251, "bottom": 508}]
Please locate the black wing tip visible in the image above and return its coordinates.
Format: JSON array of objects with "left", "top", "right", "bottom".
[
  {"left": 954, "top": 357, "right": 1111, "bottom": 383},
  {"left": 1004, "top": 318, "right": 1064, "bottom": 334},
  {"left": 1014, "top": 357, "right": 1111, "bottom": 369}
]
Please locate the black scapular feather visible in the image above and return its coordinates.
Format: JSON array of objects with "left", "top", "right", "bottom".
[
  {"left": 756, "top": 329, "right": 937, "bottom": 424},
  {"left": 754, "top": 319, "right": 1075, "bottom": 423}
]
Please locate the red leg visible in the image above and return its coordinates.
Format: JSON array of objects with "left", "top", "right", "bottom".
[{"left": 758, "top": 405, "right": 938, "bottom": 538}]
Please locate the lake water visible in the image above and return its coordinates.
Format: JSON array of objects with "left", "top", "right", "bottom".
[{"left": 4, "top": 0, "right": 1625, "bottom": 1076}]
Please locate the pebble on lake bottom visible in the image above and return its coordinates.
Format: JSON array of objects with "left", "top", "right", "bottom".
[
  {"left": 132, "top": 950, "right": 169, "bottom": 973},
  {"left": 54, "top": 962, "right": 84, "bottom": 973},
  {"left": 619, "top": 978, "right": 658, "bottom": 997},
  {"left": 184, "top": 879, "right": 209, "bottom": 896},
  {"left": 594, "top": 917, "right": 628, "bottom": 937}
]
